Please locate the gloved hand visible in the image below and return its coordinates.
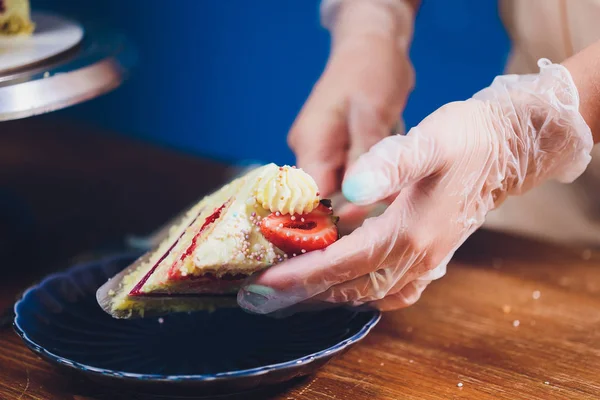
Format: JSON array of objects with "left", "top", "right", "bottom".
[
  {"left": 239, "top": 59, "right": 593, "bottom": 314},
  {"left": 288, "top": 0, "right": 416, "bottom": 200}
]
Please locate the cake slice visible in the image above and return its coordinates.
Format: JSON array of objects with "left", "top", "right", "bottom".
[
  {"left": 0, "top": 0, "right": 34, "bottom": 35},
  {"left": 97, "top": 164, "right": 339, "bottom": 318}
]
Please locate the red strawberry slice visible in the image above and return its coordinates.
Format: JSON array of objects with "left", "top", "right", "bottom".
[{"left": 260, "top": 200, "right": 339, "bottom": 256}]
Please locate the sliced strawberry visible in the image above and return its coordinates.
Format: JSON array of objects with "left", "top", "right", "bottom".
[{"left": 260, "top": 200, "right": 339, "bottom": 256}]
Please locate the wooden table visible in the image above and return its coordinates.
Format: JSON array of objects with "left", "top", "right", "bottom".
[{"left": 1, "top": 117, "right": 600, "bottom": 400}]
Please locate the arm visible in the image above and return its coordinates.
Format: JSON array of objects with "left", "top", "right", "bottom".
[
  {"left": 288, "top": 0, "right": 421, "bottom": 198},
  {"left": 325, "top": 0, "right": 421, "bottom": 44},
  {"left": 563, "top": 39, "right": 600, "bottom": 143},
  {"left": 239, "top": 58, "right": 594, "bottom": 315}
]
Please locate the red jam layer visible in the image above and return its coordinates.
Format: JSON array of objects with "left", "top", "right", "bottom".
[
  {"left": 129, "top": 202, "right": 227, "bottom": 296},
  {"left": 167, "top": 204, "right": 226, "bottom": 279},
  {"left": 136, "top": 273, "right": 248, "bottom": 296}
]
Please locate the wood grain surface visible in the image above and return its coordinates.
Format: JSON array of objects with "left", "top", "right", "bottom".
[{"left": 1, "top": 117, "right": 599, "bottom": 400}]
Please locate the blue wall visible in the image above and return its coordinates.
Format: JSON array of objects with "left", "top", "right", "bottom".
[{"left": 38, "top": 0, "right": 509, "bottom": 165}]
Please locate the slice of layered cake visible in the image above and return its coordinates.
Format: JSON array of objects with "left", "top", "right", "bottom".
[
  {"left": 0, "top": 0, "right": 34, "bottom": 35},
  {"left": 97, "top": 164, "right": 340, "bottom": 318}
]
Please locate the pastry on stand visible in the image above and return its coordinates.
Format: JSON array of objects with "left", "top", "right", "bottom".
[{"left": 0, "top": 0, "right": 34, "bottom": 35}]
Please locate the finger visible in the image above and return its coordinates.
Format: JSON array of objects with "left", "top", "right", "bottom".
[
  {"left": 342, "top": 130, "right": 444, "bottom": 206},
  {"left": 290, "top": 134, "right": 345, "bottom": 199},
  {"left": 311, "top": 258, "right": 426, "bottom": 305},
  {"left": 342, "top": 35, "right": 413, "bottom": 167},
  {"left": 287, "top": 78, "right": 348, "bottom": 197},
  {"left": 345, "top": 87, "right": 403, "bottom": 167},
  {"left": 266, "top": 276, "right": 432, "bottom": 317},
  {"left": 368, "top": 279, "right": 431, "bottom": 311},
  {"left": 299, "top": 163, "right": 341, "bottom": 200},
  {"left": 313, "top": 250, "right": 449, "bottom": 305},
  {"left": 312, "top": 266, "right": 413, "bottom": 305},
  {"left": 237, "top": 211, "right": 398, "bottom": 314}
]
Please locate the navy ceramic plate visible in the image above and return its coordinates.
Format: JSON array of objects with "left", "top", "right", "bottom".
[{"left": 14, "top": 252, "right": 380, "bottom": 397}]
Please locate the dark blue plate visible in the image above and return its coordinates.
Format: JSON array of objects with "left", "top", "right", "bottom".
[{"left": 13, "top": 252, "right": 380, "bottom": 398}]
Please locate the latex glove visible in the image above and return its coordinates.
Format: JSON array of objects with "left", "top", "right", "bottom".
[
  {"left": 239, "top": 59, "right": 593, "bottom": 314},
  {"left": 288, "top": 0, "right": 416, "bottom": 200}
]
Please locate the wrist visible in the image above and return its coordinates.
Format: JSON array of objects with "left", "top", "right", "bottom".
[
  {"left": 562, "top": 43, "right": 600, "bottom": 144},
  {"left": 473, "top": 59, "right": 593, "bottom": 194},
  {"left": 519, "top": 59, "right": 593, "bottom": 185},
  {"left": 321, "top": 0, "right": 416, "bottom": 52}
]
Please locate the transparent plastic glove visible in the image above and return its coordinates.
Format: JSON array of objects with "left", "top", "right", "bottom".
[
  {"left": 239, "top": 59, "right": 593, "bottom": 314},
  {"left": 288, "top": 0, "right": 416, "bottom": 200}
]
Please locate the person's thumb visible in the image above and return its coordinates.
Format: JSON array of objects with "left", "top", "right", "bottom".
[{"left": 342, "top": 130, "right": 442, "bottom": 206}]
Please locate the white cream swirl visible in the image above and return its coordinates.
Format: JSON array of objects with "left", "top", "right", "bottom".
[{"left": 254, "top": 164, "right": 320, "bottom": 215}]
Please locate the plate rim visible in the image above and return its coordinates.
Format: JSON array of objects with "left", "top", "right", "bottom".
[{"left": 13, "top": 252, "right": 381, "bottom": 383}]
